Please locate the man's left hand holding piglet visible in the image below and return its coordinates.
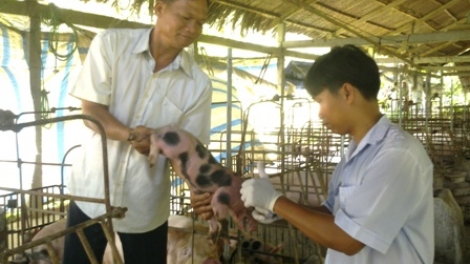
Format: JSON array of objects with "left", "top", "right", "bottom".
[{"left": 128, "top": 125, "right": 154, "bottom": 156}]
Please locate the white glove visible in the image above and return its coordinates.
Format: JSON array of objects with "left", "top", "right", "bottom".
[
  {"left": 252, "top": 206, "right": 282, "bottom": 224},
  {"left": 240, "top": 162, "right": 282, "bottom": 212}
]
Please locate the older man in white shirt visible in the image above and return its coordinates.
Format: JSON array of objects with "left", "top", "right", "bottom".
[{"left": 63, "top": 0, "right": 212, "bottom": 263}]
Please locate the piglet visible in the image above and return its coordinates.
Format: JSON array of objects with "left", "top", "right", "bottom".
[
  {"left": 103, "top": 215, "right": 232, "bottom": 264},
  {"left": 15, "top": 219, "right": 66, "bottom": 264},
  {"left": 148, "top": 125, "right": 257, "bottom": 237}
]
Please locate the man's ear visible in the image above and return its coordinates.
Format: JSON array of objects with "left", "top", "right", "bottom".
[
  {"left": 341, "top": 83, "right": 356, "bottom": 104},
  {"left": 154, "top": 1, "right": 165, "bottom": 17}
]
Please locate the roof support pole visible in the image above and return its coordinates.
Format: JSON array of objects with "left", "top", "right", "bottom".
[
  {"left": 26, "top": 0, "right": 44, "bottom": 198},
  {"left": 277, "top": 21, "right": 300, "bottom": 264},
  {"left": 425, "top": 73, "right": 431, "bottom": 135},
  {"left": 277, "top": 21, "right": 287, "bottom": 193}
]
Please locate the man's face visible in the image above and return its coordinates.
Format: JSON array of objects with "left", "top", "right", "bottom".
[
  {"left": 156, "top": 0, "right": 208, "bottom": 49},
  {"left": 313, "top": 88, "right": 349, "bottom": 135}
]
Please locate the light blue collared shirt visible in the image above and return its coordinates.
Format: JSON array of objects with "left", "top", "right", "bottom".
[{"left": 323, "top": 115, "right": 434, "bottom": 264}]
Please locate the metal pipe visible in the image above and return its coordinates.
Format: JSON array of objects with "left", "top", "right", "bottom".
[
  {"left": 450, "top": 78, "right": 454, "bottom": 132},
  {"left": 0, "top": 114, "right": 115, "bottom": 234},
  {"left": 425, "top": 73, "right": 431, "bottom": 134},
  {"left": 0, "top": 207, "right": 126, "bottom": 262},
  {"left": 226, "top": 47, "right": 233, "bottom": 169}
]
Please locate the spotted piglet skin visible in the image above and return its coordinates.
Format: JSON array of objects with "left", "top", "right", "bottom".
[{"left": 148, "top": 125, "right": 257, "bottom": 234}]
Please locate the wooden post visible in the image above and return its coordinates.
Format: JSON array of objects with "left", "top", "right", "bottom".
[{"left": 26, "top": 0, "right": 44, "bottom": 223}]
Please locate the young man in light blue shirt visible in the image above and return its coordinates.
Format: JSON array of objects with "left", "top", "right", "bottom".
[{"left": 240, "top": 45, "right": 434, "bottom": 264}]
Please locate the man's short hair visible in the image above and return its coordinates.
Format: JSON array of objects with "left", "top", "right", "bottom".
[{"left": 304, "top": 45, "right": 381, "bottom": 100}]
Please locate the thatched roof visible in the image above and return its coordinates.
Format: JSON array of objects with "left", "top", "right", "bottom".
[
  {"left": 77, "top": 0, "right": 470, "bottom": 77},
  {"left": 2, "top": 0, "right": 470, "bottom": 78}
]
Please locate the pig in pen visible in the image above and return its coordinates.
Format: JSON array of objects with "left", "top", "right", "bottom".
[{"left": 10, "top": 214, "right": 282, "bottom": 264}]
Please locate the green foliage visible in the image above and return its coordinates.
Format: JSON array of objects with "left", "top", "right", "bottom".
[{"left": 442, "top": 76, "right": 468, "bottom": 105}]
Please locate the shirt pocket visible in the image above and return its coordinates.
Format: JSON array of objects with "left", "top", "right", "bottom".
[
  {"left": 338, "top": 185, "right": 360, "bottom": 213},
  {"left": 159, "top": 96, "right": 184, "bottom": 126}
]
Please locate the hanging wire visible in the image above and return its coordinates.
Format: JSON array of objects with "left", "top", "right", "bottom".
[
  {"left": 40, "top": 89, "right": 51, "bottom": 121},
  {"left": 255, "top": 54, "right": 273, "bottom": 85},
  {"left": 36, "top": 3, "right": 81, "bottom": 126},
  {"left": 199, "top": 46, "right": 214, "bottom": 76},
  {"left": 41, "top": 3, "right": 78, "bottom": 62},
  {"left": 39, "top": 60, "right": 51, "bottom": 127}
]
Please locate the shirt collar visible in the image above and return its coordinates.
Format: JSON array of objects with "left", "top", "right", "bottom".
[
  {"left": 363, "top": 115, "right": 391, "bottom": 145},
  {"left": 346, "top": 115, "right": 391, "bottom": 161},
  {"left": 131, "top": 27, "right": 194, "bottom": 79}
]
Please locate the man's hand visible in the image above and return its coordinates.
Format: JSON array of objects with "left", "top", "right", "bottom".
[
  {"left": 240, "top": 162, "right": 282, "bottom": 212},
  {"left": 129, "top": 125, "right": 153, "bottom": 155},
  {"left": 190, "top": 191, "right": 213, "bottom": 221}
]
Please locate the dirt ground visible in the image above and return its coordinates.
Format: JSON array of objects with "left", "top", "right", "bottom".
[
  {"left": 435, "top": 223, "right": 470, "bottom": 264},
  {"left": 464, "top": 224, "right": 470, "bottom": 263}
]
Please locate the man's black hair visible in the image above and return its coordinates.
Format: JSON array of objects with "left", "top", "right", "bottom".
[{"left": 304, "top": 45, "right": 380, "bottom": 100}]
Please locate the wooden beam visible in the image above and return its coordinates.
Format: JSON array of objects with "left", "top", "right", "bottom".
[
  {"left": 378, "top": 66, "right": 440, "bottom": 78},
  {"left": 265, "top": 0, "right": 320, "bottom": 29},
  {"left": 423, "top": 66, "right": 470, "bottom": 72},
  {"left": 387, "top": 0, "right": 461, "bottom": 35},
  {"left": 334, "top": 0, "right": 408, "bottom": 36},
  {"left": 376, "top": 55, "right": 470, "bottom": 64},
  {"left": 315, "top": 2, "right": 394, "bottom": 33},
  {"left": 392, "top": 17, "right": 468, "bottom": 59},
  {"left": 278, "top": 0, "right": 319, "bottom": 22},
  {"left": 1, "top": 1, "right": 318, "bottom": 62},
  {"left": 196, "top": 34, "right": 278, "bottom": 55},
  {"left": 283, "top": 0, "right": 419, "bottom": 68},
  {"left": 210, "top": 0, "right": 330, "bottom": 34},
  {"left": 283, "top": 30, "right": 470, "bottom": 48},
  {"left": 442, "top": 71, "right": 470, "bottom": 76},
  {"left": 419, "top": 42, "right": 454, "bottom": 57},
  {"left": 1, "top": 0, "right": 151, "bottom": 29},
  {"left": 196, "top": 34, "right": 318, "bottom": 61},
  {"left": 211, "top": 0, "right": 278, "bottom": 19}
]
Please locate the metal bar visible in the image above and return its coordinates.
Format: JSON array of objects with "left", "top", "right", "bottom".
[
  {"left": 0, "top": 208, "right": 126, "bottom": 259},
  {"left": 0, "top": 187, "right": 106, "bottom": 204},
  {"left": 76, "top": 229, "right": 99, "bottom": 264},
  {"left": 226, "top": 47, "right": 233, "bottom": 169},
  {"left": 100, "top": 222, "right": 124, "bottom": 264},
  {"left": 46, "top": 241, "right": 60, "bottom": 264},
  {"left": 0, "top": 114, "right": 115, "bottom": 235}
]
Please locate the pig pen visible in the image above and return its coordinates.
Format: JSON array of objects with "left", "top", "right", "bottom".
[
  {"left": 179, "top": 99, "right": 470, "bottom": 264},
  {"left": 0, "top": 111, "right": 126, "bottom": 264}
]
